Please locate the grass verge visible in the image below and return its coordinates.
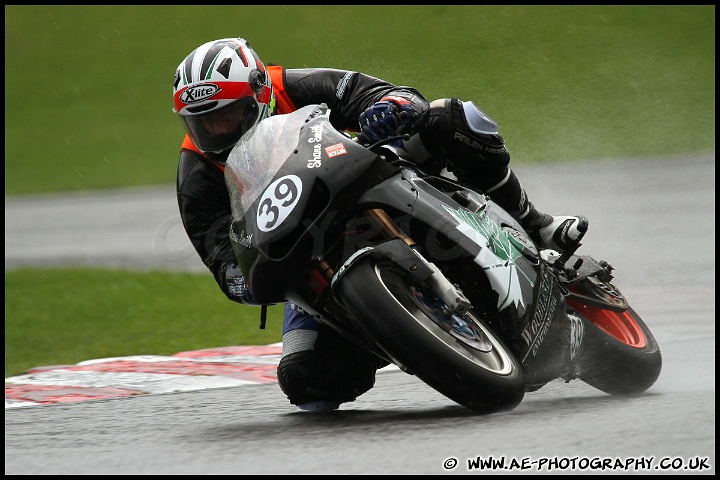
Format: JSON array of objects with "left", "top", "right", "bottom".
[{"left": 5, "top": 268, "right": 284, "bottom": 377}]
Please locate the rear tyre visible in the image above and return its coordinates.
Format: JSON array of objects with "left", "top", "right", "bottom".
[
  {"left": 336, "top": 259, "right": 525, "bottom": 414},
  {"left": 568, "top": 300, "right": 662, "bottom": 395}
]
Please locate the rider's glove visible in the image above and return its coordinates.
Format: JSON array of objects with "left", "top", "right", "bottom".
[
  {"left": 359, "top": 96, "right": 417, "bottom": 144},
  {"left": 225, "top": 264, "right": 256, "bottom": 305}
]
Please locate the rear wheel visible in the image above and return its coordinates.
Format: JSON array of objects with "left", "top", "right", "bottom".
[
  {"left": 568, "top": 298, "right": 662, "bottom": 395},
  {"left": 336, "top": 258, "right": 525, "bottom": 414}
]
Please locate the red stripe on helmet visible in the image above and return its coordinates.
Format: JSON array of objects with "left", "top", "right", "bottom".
[{"left": 230, "top": 39, "right": 249, "bottom": 67}]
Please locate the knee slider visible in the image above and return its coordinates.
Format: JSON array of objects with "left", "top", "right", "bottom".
[
  {"left": 276, "top": 349, "right": 371, "bottom": 406},
  {"left": 276, "top": 340, "right": 381, "bottom": 406},
  {"left": 276, "top": 350, "right": 318, "bottom": 406}
]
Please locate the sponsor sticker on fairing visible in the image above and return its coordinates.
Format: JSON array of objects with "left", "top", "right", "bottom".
[{"left": 324, "top": 143, "right": 348, "bottom": 158}]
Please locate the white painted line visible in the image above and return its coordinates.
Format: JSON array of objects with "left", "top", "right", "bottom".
[
  {"left": 5, "top": 399, "right": 39, "bottom": 409},
  {"left": 77, "top": 355, "right": 181, "bottom": 365},
  {"left": 5, "top": 369, "right": 258, "bottom": 394}
]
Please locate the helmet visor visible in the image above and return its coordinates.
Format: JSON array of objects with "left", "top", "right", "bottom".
[{"left": 182, "top": 97, "right": 259, "bottom": 153}]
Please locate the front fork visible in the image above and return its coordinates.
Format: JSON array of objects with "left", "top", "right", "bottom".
[{"left": 315, "top": 208, "right": 472, "bottom": 314}]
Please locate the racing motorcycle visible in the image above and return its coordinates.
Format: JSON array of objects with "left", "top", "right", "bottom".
[{"left": 225, "top": 103, "right": 662, "bottom": 414}]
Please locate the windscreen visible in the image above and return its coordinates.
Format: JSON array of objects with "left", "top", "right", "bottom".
[{"left": 225, "top": 104, "right": 320, "bottom": 221}]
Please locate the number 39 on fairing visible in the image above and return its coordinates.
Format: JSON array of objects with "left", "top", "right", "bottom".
[{"left": 256, "top": 175, "right": 303, "bottom": 232}]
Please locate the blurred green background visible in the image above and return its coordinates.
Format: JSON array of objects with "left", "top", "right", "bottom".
[
  {"left": 4, "top": 6, "right": 715, "bottom": 377},
  {"left": 5, "top": 5, "right": 715, "bottom": 196}
]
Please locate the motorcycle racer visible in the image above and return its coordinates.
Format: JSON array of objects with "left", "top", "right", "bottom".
[{"left": 173, "top": 37, "right": 588, "bottom": 412}]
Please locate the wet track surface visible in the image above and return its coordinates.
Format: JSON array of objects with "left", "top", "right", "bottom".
[{"left": 4, "top": 154, "right": 715, "bottom": 474}]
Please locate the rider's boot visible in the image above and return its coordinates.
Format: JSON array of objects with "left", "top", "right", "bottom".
[
  {"left": 535, "top": 215, "right": 589, "bottom": 253},
  {"left": 472, "top": 167, "right": 589, "bottom": 254}
]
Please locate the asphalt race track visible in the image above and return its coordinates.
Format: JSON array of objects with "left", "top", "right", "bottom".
[{"left": 4, "top": 154, "right": 716, "bottom": 474}]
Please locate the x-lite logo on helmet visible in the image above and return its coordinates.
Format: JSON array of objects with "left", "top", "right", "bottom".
[{"left": 180, "top": 84, "right": 221, "bottom": 104}]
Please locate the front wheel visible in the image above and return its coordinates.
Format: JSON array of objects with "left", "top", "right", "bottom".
[
  {"left": 568, "top": 298, "right": 662, "bottom": 395},
  {"left": 335, "top": 259, "right": 525, "bottom": 414}
]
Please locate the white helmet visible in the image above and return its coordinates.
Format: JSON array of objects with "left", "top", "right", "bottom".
[{"left": 173, "top": 37, "right": 274, "bottom": 154}]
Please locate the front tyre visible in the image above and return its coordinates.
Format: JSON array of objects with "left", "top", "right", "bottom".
[{"left": 336, "top": 259, "right": 525, "bottom": 414}]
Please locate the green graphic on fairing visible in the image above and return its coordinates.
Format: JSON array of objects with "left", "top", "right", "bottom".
[{"left": 443, "top": 205, "right": 533, "bottom": 312}]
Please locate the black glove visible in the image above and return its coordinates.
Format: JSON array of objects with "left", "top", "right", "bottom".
[{"left": 358, "top": 96, "right": 416, "bottom": 143}]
